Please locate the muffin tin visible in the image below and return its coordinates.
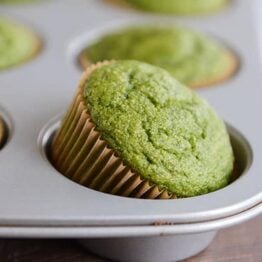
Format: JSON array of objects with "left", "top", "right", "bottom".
[{"left": 0, "top": 0, "right": 262, "bottom": 261}]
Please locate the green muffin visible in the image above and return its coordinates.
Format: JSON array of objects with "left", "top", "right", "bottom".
[
  {"left": 52, "top": 61, "right": 234, "bottom": 198},
  {"left": 80, "top": 26, "right": 237, "bottom": 88},
  {"left": 123, "top": 0, "right": 229, "bottom": 14},
  {"left": 0, "top": 18, "right": 41, "bottom": 70},
  {"left": 0, "top": 0, "right": 36, "bottom": 4}
]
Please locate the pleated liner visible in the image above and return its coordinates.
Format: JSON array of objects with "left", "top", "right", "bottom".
[{"left": 51, "top": 61, "right": 175, "bottom": 199}]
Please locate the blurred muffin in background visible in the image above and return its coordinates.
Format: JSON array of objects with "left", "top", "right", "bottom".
[
  {"left": 0, "top": 18, "right": 41, "bottom": 70},
  {"left": 122, "top": 0, "right": 229, "bottom": 15},
  {"left": 0, "top": 0, "right": 37, "bottom": 4},
  {"left": 79, "top": 26, "right": 238, "bottom": 88}
]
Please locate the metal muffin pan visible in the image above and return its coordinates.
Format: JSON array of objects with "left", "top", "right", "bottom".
[{"left": 0, "top": 0, "right": 261, "bottom": 261}]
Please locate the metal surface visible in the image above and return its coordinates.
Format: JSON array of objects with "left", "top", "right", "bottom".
[
  {"left": 0, "top": 0, "right": 261, "bottom": 233},
  {"left": 0, "top": 202, "right": 260, "bottom": 239},
  {"left": 79, "top": 232, "right": 217, "bottom": 262}
]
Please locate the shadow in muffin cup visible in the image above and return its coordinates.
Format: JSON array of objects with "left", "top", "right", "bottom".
[{"left": 0, "top": 106, "right": 13, "bottom": 151}]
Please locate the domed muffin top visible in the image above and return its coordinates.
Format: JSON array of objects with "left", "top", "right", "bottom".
[{"left": 83, "top": 61, "right": 234, "bottom": 197}]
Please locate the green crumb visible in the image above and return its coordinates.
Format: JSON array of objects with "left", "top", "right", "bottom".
[
  {"left": 84, "top": 60, "right": 234, "bottom": 197},
  {"left": 83, "top": 26, "right": 233, "bottom": 87}
]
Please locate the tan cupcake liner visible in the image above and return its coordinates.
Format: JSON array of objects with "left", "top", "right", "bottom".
[
  {"left": 79, "top": 49, "right": 238, "bottom": 89},
  {"left": 51, "top": 61, "right": 175, "bottom": 199}
]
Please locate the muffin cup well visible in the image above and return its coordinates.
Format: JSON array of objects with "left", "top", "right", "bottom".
[
  {"left": 0, "top": 118, "right": 5, "bottom": 149},
  {"left": 51, "top": 62, "right": 175, "bottom": 199},
  {"left": 0, "top": 116, "right": 9, "bottom": 150}
]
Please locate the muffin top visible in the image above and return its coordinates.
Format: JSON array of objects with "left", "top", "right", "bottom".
[
  {"left": 0, "top": 18, "right": 40, "bottom": 70},
  {"left": 124, "top": 0, "right": 228, "bottom": 14},
  {"left": 83, "top": 61, "right": 234, "bottom": 197},
  {"left": 83, "top": 26, "right": 234, "bottom": 87}
]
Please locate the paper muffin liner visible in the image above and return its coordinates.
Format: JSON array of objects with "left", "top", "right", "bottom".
[
  {"left": 79, "top": 47, "right": 238, "bottom": 89},
  {"left": 51, "top": 61, "right": 175, "bottom": 199}
]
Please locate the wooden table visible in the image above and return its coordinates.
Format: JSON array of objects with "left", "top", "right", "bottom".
[{"left": 0, "top": 215, "right": 261, "bottom": 262}]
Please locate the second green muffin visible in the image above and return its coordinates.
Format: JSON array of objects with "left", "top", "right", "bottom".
[
  {"left": 123, "top": 0, "right": 229, "bottom": 15},
  {"left": 0, "top": 0, "right": 37, "bottom": 4},
  {"left": 52, "top": 61, "right": 234, "bottom": 198},
  {"left": 80, "top": 26, "right": 237, "bottom": 88}
]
